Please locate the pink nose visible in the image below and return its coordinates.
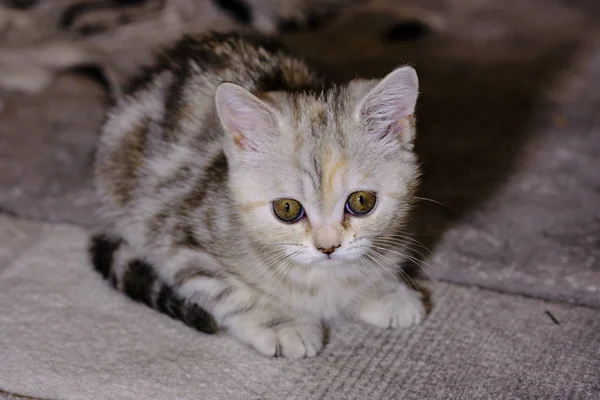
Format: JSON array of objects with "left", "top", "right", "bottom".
[{"left": 318, "top": 245, "right": 340, "bottom": 255}]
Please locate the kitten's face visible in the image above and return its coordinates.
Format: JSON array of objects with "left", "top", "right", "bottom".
[{"left": 216, "top": 67, "right": 419, "bottom": 269}]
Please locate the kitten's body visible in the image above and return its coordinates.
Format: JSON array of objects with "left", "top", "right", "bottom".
[{"left": 92, "top": 32, "right": 425, "bottom": 358}]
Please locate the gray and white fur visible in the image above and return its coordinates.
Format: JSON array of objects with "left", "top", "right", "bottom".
[{"left": 90, "top": 32, "right": 425, "bottom": 358}]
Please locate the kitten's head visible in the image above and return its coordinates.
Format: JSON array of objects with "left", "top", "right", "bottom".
[{"left": 215, "top": 66, "right": 420, "bottom": 269}]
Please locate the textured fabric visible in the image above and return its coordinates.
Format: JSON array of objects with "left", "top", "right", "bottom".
[
  {"left": 420, "top": 40, "right": 600, "bottom": 307},
  {"left": 0, "top": 218, "right": 598, "bottom": 400},
  {"left": 0, "top": 76, "right": 105, "bottom": 227},
  {"left": 0, "top": 390, "right": 44, "bottom": 400},
  {"left": 0, "top": 215, "right": 43, "bottom": 273}
]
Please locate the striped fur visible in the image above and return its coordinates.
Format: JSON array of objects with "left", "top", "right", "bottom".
[
  {"left": 90, "top": 234, "right": 218, "bottom": 333},
  {"left": 91, "top": 32, "right": 425, "bottom": 358}
]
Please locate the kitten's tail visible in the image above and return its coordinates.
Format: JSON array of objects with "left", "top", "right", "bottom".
[{"left": 88, "top": 234, "right": 218, "bottom": 334}]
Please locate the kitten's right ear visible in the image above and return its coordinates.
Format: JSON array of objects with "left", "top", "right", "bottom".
[
  {"left": 354, "top": 66, "right": 419, "bottom": 144},
  {"left": 215, "top": 82, "right": 278, "bottom": 151}
]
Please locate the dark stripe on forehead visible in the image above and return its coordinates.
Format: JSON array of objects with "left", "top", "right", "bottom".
[
  {"left": 310, "top": 116, "right": 325, "bottom": 190},
  {"left": 297, "top": 155, "right": 321, "bottom": 197},
  {"left": 312, "top": 154, "right": 322, "bottom": 191}
]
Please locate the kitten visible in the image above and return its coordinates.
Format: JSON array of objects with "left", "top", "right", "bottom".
[{"left": 90, "top": 32, "right": 425, "bottom": 358}]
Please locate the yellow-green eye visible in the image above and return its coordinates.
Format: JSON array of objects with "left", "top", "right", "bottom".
[
  {"left": 272, "top": 198, "right": 304, "bottom": 222},
  {"left": 346, "top": 191, "right": 377, "bottom": 215}
]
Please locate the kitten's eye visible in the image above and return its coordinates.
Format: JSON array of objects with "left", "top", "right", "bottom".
[
  {"left": 346, "top": 191, "right": 377, "bottom": 215},
  {"left": 272, "top": 198, "right": 304, "bottom": 222}
]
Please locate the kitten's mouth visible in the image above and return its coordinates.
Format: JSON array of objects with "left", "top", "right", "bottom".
[
  {"left": 288, "top": 245, "right": 365, "bottom": 266},
  {"left": 312, "top": 254, "right": 351, "bottom": 268}
]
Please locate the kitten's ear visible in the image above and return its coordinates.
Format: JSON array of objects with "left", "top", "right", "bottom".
[
  {"left": 215, "top": 82, "right": 278, "bottom": 151},
  {"left": 355, "top": 66, "right": 419, "bottom": 143}
]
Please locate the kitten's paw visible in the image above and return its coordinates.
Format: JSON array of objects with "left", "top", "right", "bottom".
[
  {"left": 357, "top": 285, "right": 426, "bottom": 329},
  {"left": 272, "top": 319, "right": 324, "bottom": 358},
  {"left": 230, "top": 316, "right": 324, "bottom": 358}
]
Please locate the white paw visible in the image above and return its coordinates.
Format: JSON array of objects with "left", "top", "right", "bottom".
[
  {"left": 273, "top": 319, "right": 324, "bottom": 358},
  {"left": 229, "top": 316, "right": 324, "bottom": 358},
  {"left": 357, "top": 285, "right": 426, "bottom": 329}
]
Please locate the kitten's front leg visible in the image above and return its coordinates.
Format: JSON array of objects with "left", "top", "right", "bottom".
[
  {"left": 225, "top": 308, "right": 324, "bottom": 358},
  {"left": 185, "top": 279, "right": 325, "bottom": 358},
  {"left": 354, "top": 281, "right": 426, "bottom": 329}
]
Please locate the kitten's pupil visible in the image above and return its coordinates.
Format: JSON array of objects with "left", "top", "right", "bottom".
[
  {"left": 285, "top": 202, "right": 290, "bottom": 212},
  {"left": 359, "top": 196, "right": 364, "bottom": 205}
]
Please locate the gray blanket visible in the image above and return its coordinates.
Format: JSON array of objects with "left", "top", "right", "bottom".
[{"left": 0, "top": 216, "right": 598, "bottom": 399}]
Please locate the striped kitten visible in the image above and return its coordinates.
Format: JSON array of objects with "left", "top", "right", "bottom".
[{"left": 90, "top": 32, "right": 425, "bottom": 358}]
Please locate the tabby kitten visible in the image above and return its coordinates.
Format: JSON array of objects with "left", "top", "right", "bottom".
[{"left": 90, "top": 32, "right": 425, "bottom": 358}]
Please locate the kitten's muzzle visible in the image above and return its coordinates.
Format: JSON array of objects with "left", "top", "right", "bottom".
[{"left": 317, "top": 244, "right": 340, "bottom": 255}]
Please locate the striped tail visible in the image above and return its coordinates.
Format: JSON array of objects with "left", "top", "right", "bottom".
[{"left": 88, "top": 234, "right": 218, "bottom": 334}]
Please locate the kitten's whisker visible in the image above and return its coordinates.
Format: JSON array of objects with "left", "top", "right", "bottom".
[
  {"left": 373, "top": 238, "right": 431, "bottom": 257},
  {"left": 271, "top": 257, "right": 298, "bottom": 300},
  {"left": 367, "top": 249, "right": 419, "bottom": 288},
  {"left": 368, "top": 244, "right": 439, "bottom": 274},
  {"left": 356, "top": 240, "right": 430, "bottom": 268},
  {"left": 284, "top": 260, "right": 301, "bottom": 305},
  {"left": 357, "top": 259, "right": 381, "bottom": 288},
  {"left": 379, "top": 234, "right": 432, "bottom": 253},
  {"left": 356, "top": 258, "right": 381, "bottom": 287},
  {"left": 362, "top": 253, "right": 397, "bottom": 284},
  {"left": 364, "top": 252, "right": 403, "bottom": 285},
  {"left": 372, "top": 238, "right": 432, "bottom": 259},
  {"left": 212, "top": 248, "right": 284, "bottom": 279},
  {"left": 235, "top": 250, "right": 294, "bottom": 283},
  {"left": 270, "top": 243, "right": 305, "bottom": 248},
  {"left": 363, "top": 233, "right": 431, "bottom": 253},
  {"left": 414, "top": 196, "right": 458, "bottom": 212},
  {"left": 250, "top": 253, "right": 295, "bottom": 280},
  {"left": 402, "top": 253, "right": 438, "bottom": 282},
  {"left": 369, "top": 241, "right": 430, "bottom": 264}
]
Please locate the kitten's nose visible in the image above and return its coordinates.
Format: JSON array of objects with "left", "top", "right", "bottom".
[{"left": 318, "top": 244, "right": 340, "bottom": 255}]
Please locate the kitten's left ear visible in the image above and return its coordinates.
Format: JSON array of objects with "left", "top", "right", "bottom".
[
  {"left": 215, "top": 82, "right": 278, "bottom": 152},
  {"left": 355, "top": 66, "right": 419, "bottom": 144}
]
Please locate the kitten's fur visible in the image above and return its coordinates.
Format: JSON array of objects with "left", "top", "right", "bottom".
[{"left": 91, "top": 32, "right": 425, "bottom": 358}]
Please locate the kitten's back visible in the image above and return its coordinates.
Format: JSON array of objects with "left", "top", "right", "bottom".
[{"left": 95, "top": 33, "right": 321, "bottom": 224}]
